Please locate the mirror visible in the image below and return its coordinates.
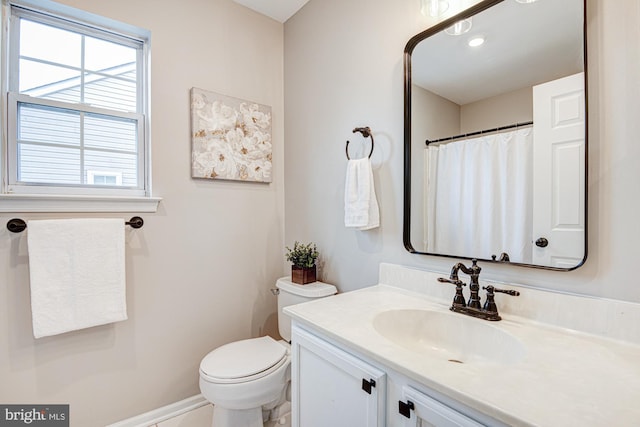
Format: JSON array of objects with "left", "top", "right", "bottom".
[{"left": 403, "top": 0, "right": 587, "bottom": 270}]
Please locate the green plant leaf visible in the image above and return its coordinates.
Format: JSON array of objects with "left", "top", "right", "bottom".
[{"left": 285, "top": 241, "right": 319, "bottom": 268}]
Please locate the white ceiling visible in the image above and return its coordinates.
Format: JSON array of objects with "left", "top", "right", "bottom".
[
  {"left": 232, "top": 0, "right": 310, "bottom": 23},
  {"left": 412, "top": 0, "right": 584, "bottom": 105}
]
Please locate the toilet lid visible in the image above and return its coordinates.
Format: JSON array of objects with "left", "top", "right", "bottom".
[{"left": 200, "top": 336, "right": 287, "bottom": 380}]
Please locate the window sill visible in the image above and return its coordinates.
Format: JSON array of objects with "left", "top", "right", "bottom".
[{"left": 0, "top": 194, "right": 162, "bottom": 213}]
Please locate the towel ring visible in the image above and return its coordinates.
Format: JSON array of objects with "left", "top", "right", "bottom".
[{"left": 346, "top": 127, "right": 374, "bottom": 160}]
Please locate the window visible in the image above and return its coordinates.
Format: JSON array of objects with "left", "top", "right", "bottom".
[
  {"left": 1, "top": 0, "right": 158, "bottom": 211},
  {"left": 87, "top": 170, "right": 123, "bottom": 186}
]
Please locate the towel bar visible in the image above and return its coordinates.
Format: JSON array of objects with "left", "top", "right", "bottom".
[{"left": 6, "top": 216, "right": 144, "bottom": 233}]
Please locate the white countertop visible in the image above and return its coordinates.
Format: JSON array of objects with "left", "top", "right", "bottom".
[{"left": 285, "top": 284, "right": 640, "bottom": 426}]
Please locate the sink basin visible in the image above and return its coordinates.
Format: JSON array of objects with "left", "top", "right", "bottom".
[{"left": 372, "top": 309, "right": 525, "bottom": 364}]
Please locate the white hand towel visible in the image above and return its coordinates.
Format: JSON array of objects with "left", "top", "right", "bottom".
[
  {"left": 344, "top": 158, "right": 379, "bottom": 230},
  {"left": 360, "top": 164, "right": 380, "bottom": 230},
  {"left": 27, "top": 218, "right": 127, "bottom": 338}
]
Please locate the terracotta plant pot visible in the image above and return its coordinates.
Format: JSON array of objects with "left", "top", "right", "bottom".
[{"left": 291, "top": 265, "right": 317, "bottom": 284}]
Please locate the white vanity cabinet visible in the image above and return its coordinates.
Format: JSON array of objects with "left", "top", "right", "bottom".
[
  {"left": 291, "top": 324, "right": 503, "bottom": 427},
  {"left": 290, "top": 325, "right": 386, "bottom": 427},
  {"left": 398, "top": 386, "right": 484, "bottom": 427}
]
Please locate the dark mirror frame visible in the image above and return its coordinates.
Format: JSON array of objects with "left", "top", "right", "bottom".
[{"left": 402, "top": 0, "right": 588, "bottom": 271}]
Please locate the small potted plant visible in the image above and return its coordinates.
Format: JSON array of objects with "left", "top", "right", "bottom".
[{"left": 285, "top": 241, "right": 319, "bottom": 284}]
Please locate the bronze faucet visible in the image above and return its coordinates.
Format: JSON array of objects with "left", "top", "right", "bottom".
[
  {"left": 438, "top": 259, "right": 520, "bottom": 321},
  {"left": 491, "top": 252, "right": 510, "bottom": 262}
]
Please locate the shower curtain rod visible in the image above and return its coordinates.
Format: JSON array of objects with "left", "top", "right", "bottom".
[{"left": 425, "top": 121, "right": 533, "bottom": 146}]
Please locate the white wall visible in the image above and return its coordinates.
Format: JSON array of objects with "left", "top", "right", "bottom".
[
  {"left": 0, "top": 0, "right": 284, "bottom": 425},
  {"left": 284, "top": 0, "right": 640, "bottom": 303}
]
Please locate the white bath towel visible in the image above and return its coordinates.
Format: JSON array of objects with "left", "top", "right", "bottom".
[
  {"left": 27, "top": 218, "right": 127, "bottom": 338},
  {"left": 344, "top": 158, "right": 379, "bottom": 230}
]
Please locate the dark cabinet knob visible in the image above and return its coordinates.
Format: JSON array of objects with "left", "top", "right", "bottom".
[
  {"left": 361, "top": 378, "right": 376, "bottom": 394},
  {"left": 535, "top": 237, "right": 549, "bottom": 248},
  {"left": 398, "top": 400, "right": 415, "bottom": 418}
]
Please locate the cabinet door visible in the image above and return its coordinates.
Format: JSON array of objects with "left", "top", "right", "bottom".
[
  {"left": 398, "top": 386, "right": 483, "bottom": 427},
  {"left": 291, "top": 325, "right": 386, "bottom": 427}
]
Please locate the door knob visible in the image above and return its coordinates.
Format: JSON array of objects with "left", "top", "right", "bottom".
[{"left": 535, "top": 237, "right": 549, "bottom": 248}]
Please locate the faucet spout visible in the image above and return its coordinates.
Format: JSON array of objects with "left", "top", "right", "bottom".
[
  {"left": 449, "top": 263, "right": 463, "bottom": 281},
  {"left": 450, "top": 259, "right": 481, "bottom": 280}
]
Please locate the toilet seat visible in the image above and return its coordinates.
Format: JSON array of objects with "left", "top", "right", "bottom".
[{"left": 200, "top": 336, "right": 288, "bottom": 384}]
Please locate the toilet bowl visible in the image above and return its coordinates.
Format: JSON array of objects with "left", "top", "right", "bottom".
[
  {"left": 200, "top": 336, "right": 291, "bottom": 426},
  {"left": 199, "top": 277, "right": 337, "bottom": 427}
]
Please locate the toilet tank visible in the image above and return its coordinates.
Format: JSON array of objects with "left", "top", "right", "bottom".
[{"left": 276, "top": 277, "right": 337, "bottom": 341}]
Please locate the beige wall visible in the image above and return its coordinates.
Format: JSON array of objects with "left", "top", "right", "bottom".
[
  {"left": 2, "top": 0, "right": 639, "bottom": 424},
  {"left": 410, "top": 85, "right": 459, "bottom": 248},
  {"left": 412, "top": 84, "right": 461, "bottom": 142},
  {"left": 0, "top": 0, "right": 284, "bottom": 425},
  {"left": 460, "top": 86, "right": 533, "bottom": 133},
  {"left": 284, "top": 0, "right": 640, "bottom": 302},
  {"left": 412, "top": 84, "right": 533, "bottom": 138}
]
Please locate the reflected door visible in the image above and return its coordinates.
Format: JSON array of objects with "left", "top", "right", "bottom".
[{"left": 532, "top": 72, "right": 586, "bottom": 268}]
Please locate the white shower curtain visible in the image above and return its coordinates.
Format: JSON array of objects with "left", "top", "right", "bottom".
[{"left": 424, "top": 127, "right": 533, "bottom": 263}]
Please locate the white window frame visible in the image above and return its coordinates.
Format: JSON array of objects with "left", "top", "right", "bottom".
[
  {"left": 0, "top": 0, "right": 160, "bottom": 212},
  {"left": 7, "top": 93, "right": 144, "bottom": 196}
]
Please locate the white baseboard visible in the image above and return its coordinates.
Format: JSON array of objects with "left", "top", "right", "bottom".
[{"left": 106, "top": 394, "right": 209, "bottom": 427}]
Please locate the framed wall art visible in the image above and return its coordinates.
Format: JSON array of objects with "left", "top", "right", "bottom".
[{"left": 191, "top": 88, "right": 272, "bottom": 183}]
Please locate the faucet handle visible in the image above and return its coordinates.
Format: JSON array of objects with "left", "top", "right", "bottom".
[
  {"left": 439, "top": 277, "right": 466, "bottom": 307},
  {"left": 437, "top": 277, "right": 465, "bottom": 286},
  {"left": 482, "top": 286, "right": 519, "bottom": 317},
  {"left": 492, "top": 286, "right": 520, "bottom": 297}
]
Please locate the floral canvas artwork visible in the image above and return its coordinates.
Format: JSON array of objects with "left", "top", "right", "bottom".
[{"left": 191, "top": 88, "right": 272, "bottom": 183}]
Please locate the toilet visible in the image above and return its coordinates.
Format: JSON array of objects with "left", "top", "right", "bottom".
[{"left": 199, "top": 277, "right": 337, "bottom": 427}]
